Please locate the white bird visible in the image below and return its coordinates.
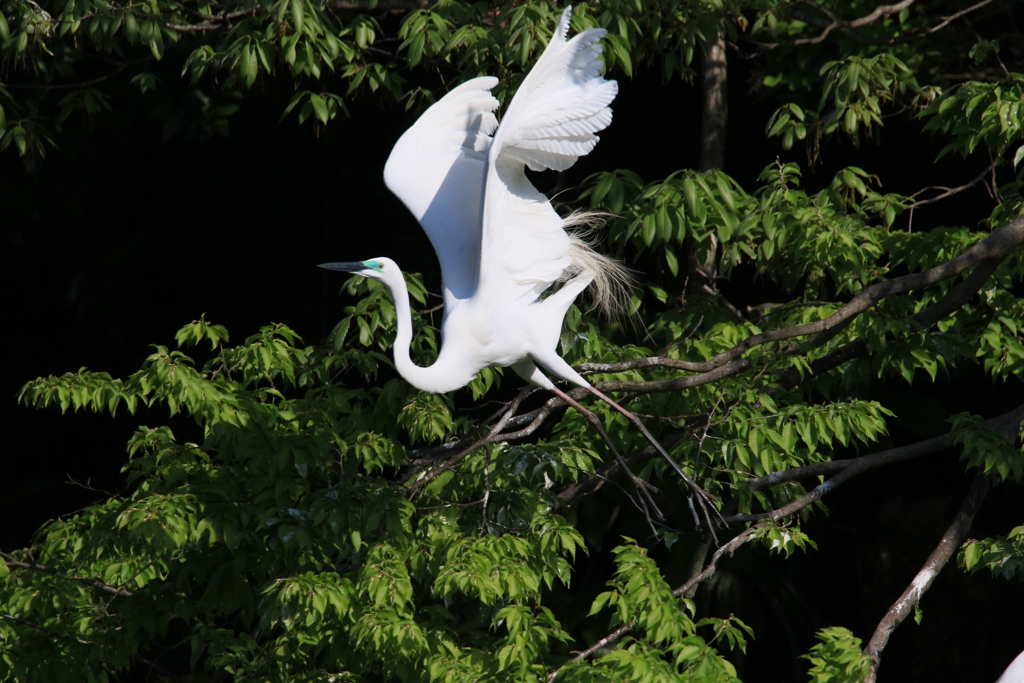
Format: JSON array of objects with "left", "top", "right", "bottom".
[
  {"left": 322, "top": 6, "right": 718, "bottom": 531},
  {"left": 324, "top": 6, "right": 623, "bottom": 395},
  {"left": 997, "top": 649, "right": 1024, "bottom": 683}
]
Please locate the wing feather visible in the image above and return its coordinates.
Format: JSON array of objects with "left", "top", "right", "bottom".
[
  {"left": 481, "top": 6, "right": 617, "bottom": 302},
  {"left": 383, "top": 77, "right": 499, "bottom": 308}
]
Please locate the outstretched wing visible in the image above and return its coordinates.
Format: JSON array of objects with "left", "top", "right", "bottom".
[
  {"left": 383, "top": 77, "right": 499, "bottom": 309},
  {"left": 480, "top": 6, "right": 617, "bottom": 302}
]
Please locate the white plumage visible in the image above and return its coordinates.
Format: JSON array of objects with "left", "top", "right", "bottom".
[{"left": 996, "top": 649, "right": 1024, "bottom": 683}]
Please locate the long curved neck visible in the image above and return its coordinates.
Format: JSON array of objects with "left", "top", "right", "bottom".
[{"left": 385, "top": 274, "right": 477, "bottom": 394}]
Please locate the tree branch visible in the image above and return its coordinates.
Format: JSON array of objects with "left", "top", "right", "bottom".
[
  {"left": 864, "top": 471, "right": 991, "bottom": 682},
  {"left": 578, "top": 216, "right": 1024, "bottom": 394},
  {"left": 725, "top": 402, "right": 1024, "bottom": 524},
  {"left": 4, "top": 58, "right": 151, "bottom": 90},
  {"left": 673, "top": 526, "right": 759, "bottom": 597},
  {"left": 803, "top": 215, "right": 1023, "bottom": 350},
  {"left": 775, "top": 234, "right": 1008, "bottom": 390},
  {"left": 0, "top": 551, "right": 134, "bottom": 598},
  {"left": 774, "top": 339, "right": 866, "bottom": 391},
  {"left": 330, "top": 0, "right": 427, "bottom": 10},
  {"left": 548, "top": 621, "right": 633, "bottom": 681},
  {"left": 166, "top": 6, "right": 260, "bottom": 31},
  {"left": 760, "top": 0, "right": 997, "bottom": 49}
]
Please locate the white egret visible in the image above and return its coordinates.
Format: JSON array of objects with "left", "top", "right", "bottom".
[
  {"left": 322, "top": 6, "right": 718, "bottom": 531},
  {"left": 996, "top": 649, "right": 1024, "bottom": 683}
]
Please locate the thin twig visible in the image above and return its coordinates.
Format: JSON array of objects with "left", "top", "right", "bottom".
[
  {"left": 4, "top": 61, "right": 140, "bottom": 90},
  {"left": 1, "top": 614, "right": 93, "bottom": 645},
  {"left": 0, "top": 551, "right": 134, "bottom": 598},
  {"left": 64, "top": 475, "right": 116, "bottom": 497},
  {"left": 759, "top": 0, "right": 915, "bottom": 48},
  {"left": 760, "top": 0, "right": 996, "bottom": 49},
  {"left": 909, "top": 156, "right": 999, "bottom": 208},
  {"left": 402, "top": 387, "right": 530, "bottom": 491},
  {"left": 557, "top": 440, "right": 668, "bottom": 507},
  {"left": 550, "top": 385, "right": 666, "bottom": 536},
  {"left": 923, "top": 0, "right": 997, "bottom": 35}
]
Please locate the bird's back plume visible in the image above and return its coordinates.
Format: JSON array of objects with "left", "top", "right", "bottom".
[{"left": 562, "top": 210, "right": 636, "bottom": 321}]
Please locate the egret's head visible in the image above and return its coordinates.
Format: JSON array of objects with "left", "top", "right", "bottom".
[{"left": 318, "top": 257, "right": 397, "bottom": 282}]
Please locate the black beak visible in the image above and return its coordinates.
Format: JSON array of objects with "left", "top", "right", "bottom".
[{"left": 318, "top": 261, "right": 365, "bottom": 273}]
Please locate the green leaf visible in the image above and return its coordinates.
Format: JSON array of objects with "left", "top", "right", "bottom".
[
  {"left": 682, "top": 177, "right": 699, "bottom": 216},
  {"left": 310, "top": 93, "right": 329, "bottom": 124},
  {"left": 242, "top": 44, "right": 258, "bottom": 87},
  {"left": 664, "top": 246, "right": 679, "bottom": 277}
]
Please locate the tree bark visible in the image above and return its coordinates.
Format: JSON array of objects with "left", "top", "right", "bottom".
[
  {"left": 699, "top": 34, "right": 728, "bottom": 172},
  {"left": 688, "top": 33, "right": 729, "bottom": 307}
]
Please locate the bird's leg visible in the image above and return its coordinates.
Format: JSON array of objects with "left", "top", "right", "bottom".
[
  {"left": 548, "top": 386, "right": 665, "bottom": 530},
  {"left": 583, "top": 385, "right": 726, "bottom": 538}
]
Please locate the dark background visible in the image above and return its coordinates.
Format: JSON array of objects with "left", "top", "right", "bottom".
[{"left": 3, "top": 45, "right": 1023, "bottom": 681}]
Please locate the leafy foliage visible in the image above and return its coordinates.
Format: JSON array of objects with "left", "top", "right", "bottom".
[
  {"left": 960, "top": 525, "right": 1024, "bottom": 582},
  {"left": 4, "top": 0, "right": 1024, "bottom": 681},
  {"left": 951, "top": 413, "right": 1024, "bottom": 483},
  {"left": 802, "top": 627, "right": 872, "bottom": 683}
]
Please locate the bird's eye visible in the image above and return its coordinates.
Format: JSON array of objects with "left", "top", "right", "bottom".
[{"left": 365, "top": 260, "right": 384, "bottom": 271}]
